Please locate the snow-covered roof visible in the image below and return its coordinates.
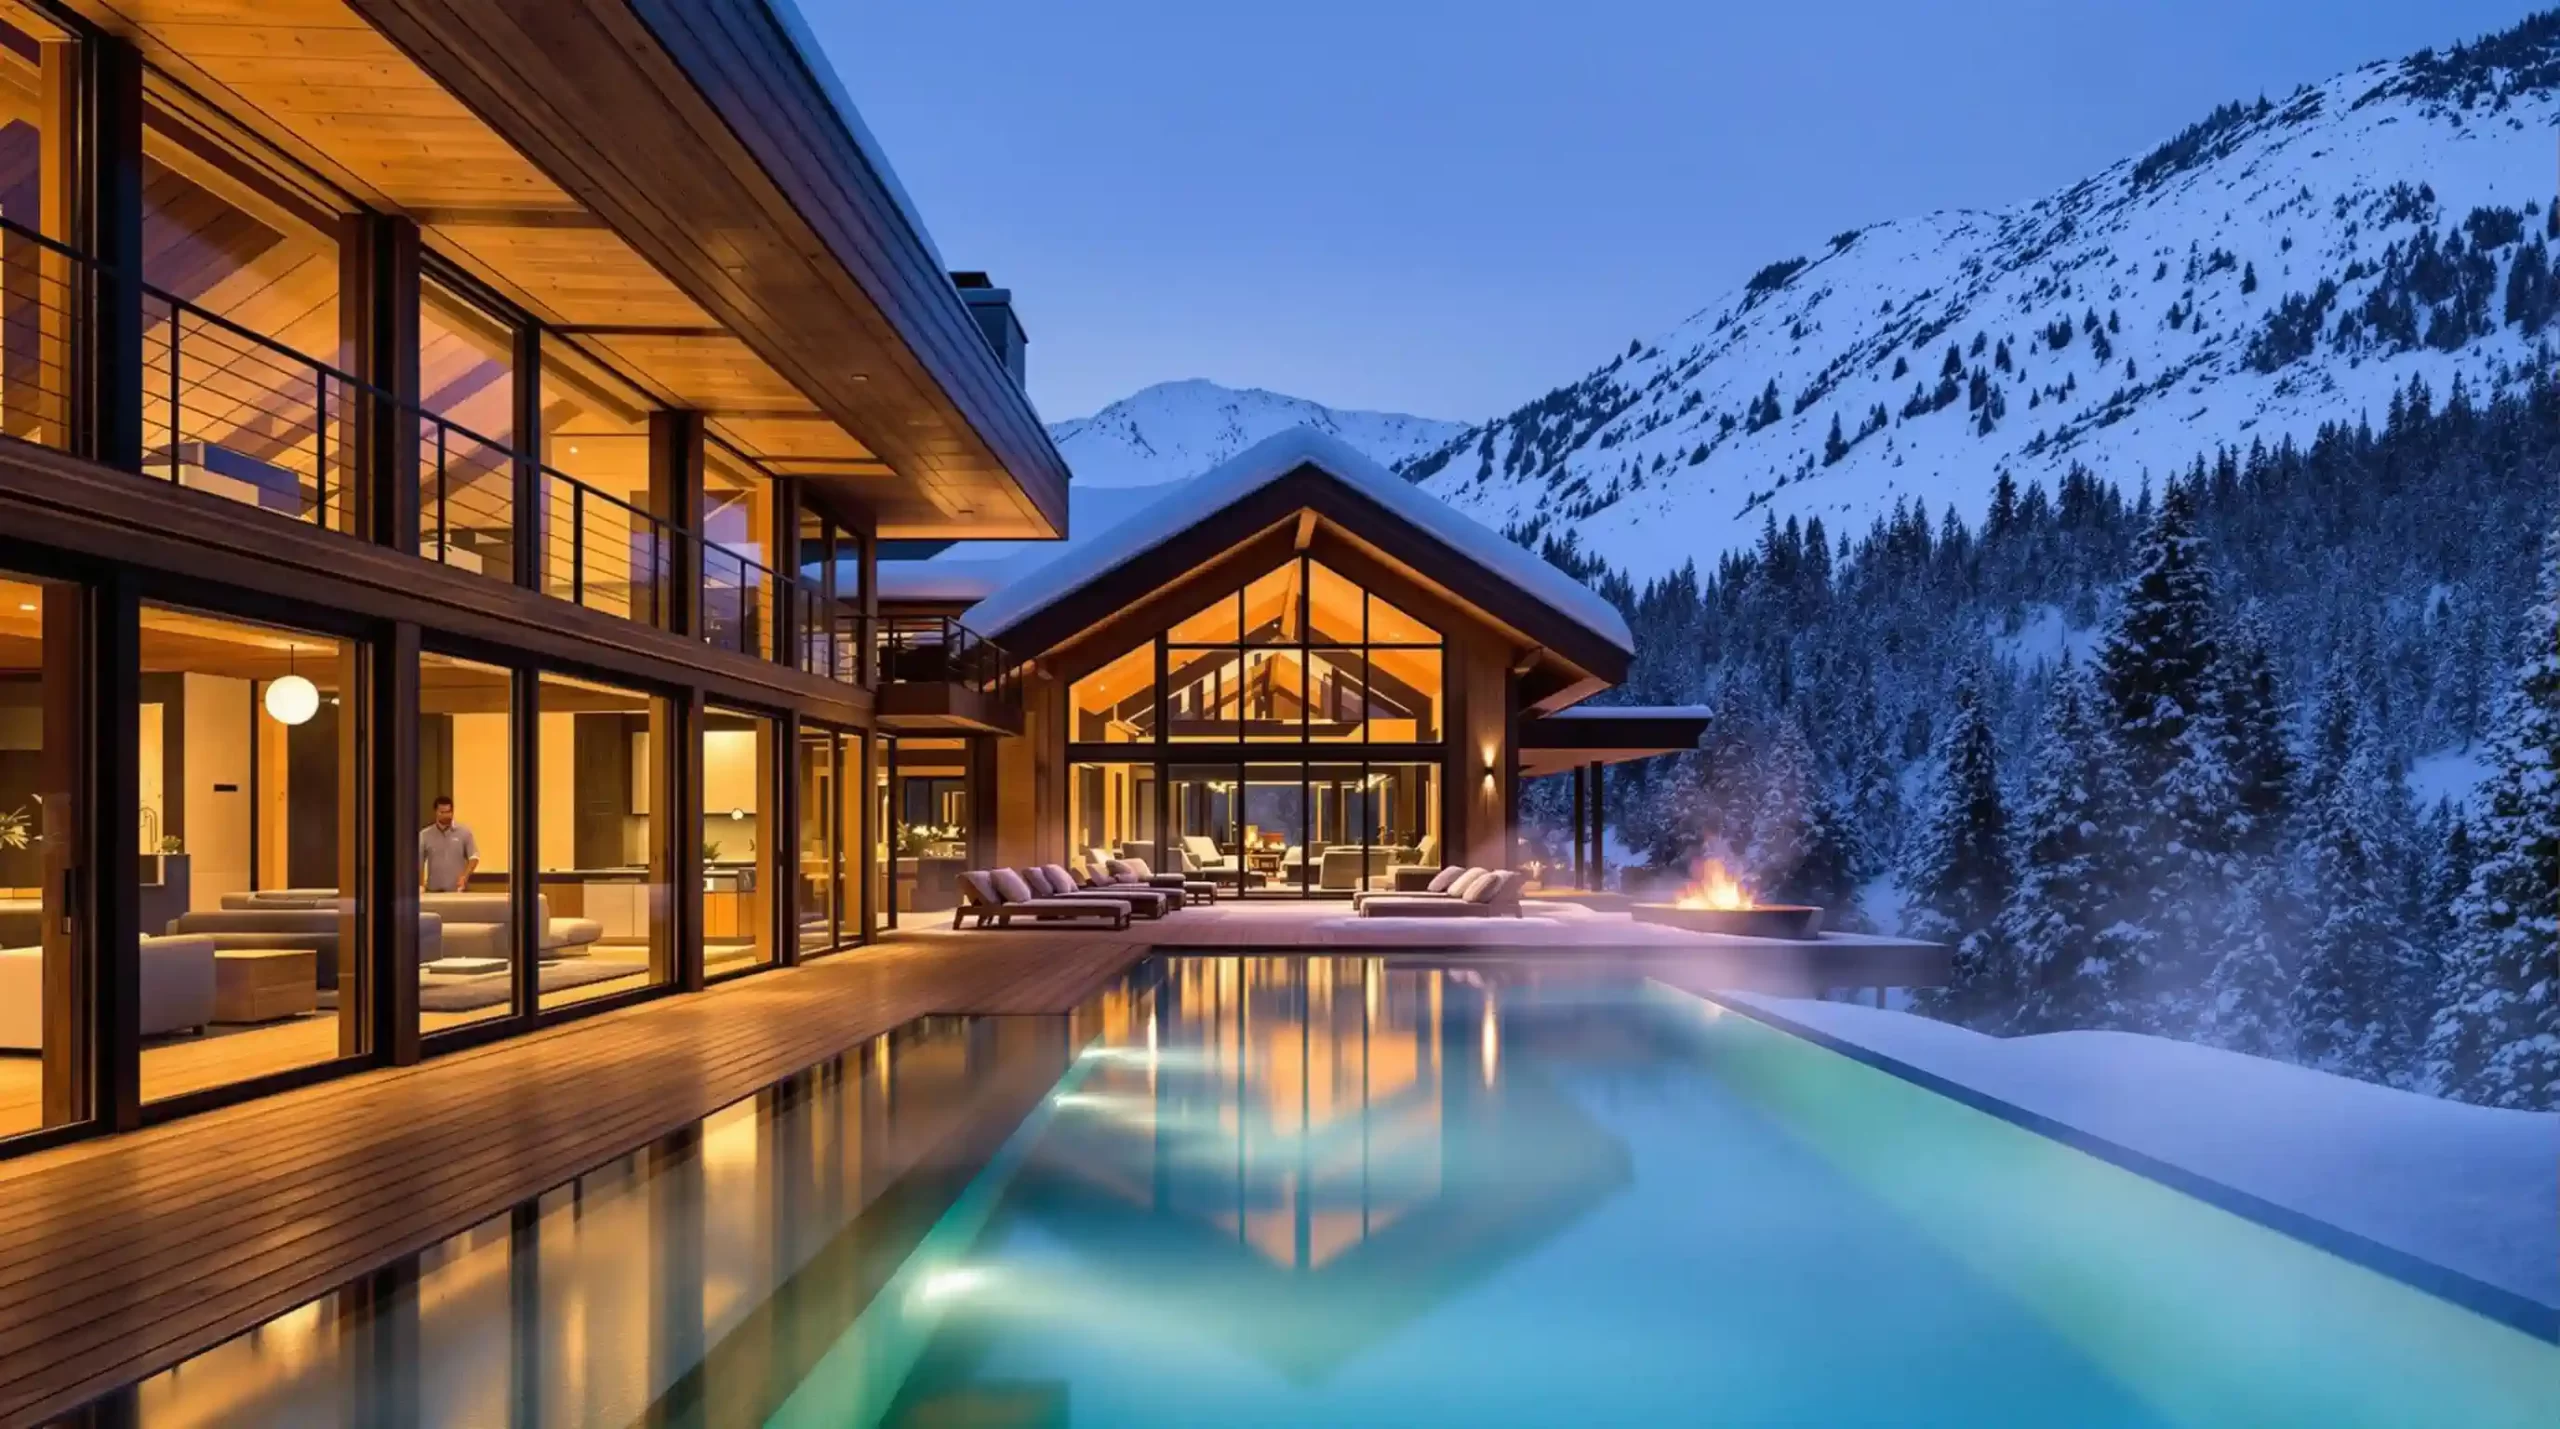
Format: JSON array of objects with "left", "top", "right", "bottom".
[
  {"left": 761, "top": 0, "right": 945, "bottom": 272},
  {"left": 875, "top": 560, "right": 1009, "bottom": 604},
  {"left": 961, "top": 427, "right": 1636, "bottom": 656},
  {"left": 1536, "top": 704, "right": 1713, "bottom": 721}
]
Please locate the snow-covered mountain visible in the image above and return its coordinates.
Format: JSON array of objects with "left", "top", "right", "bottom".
[
  {"left": 1048, "top": 379, "right": 1465, "bottom": 489},
  {"left": 1406, "top": 13, "right": 2560, "bottom": 582}
]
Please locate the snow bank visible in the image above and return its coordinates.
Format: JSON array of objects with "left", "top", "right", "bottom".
[{"left": 1709, "top": 993, "right": 2560, "bottom": 1314}]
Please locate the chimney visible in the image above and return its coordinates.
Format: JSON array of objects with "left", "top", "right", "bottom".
[{"left": 950, "top": 271, "right": 1027, "bottom": 387}]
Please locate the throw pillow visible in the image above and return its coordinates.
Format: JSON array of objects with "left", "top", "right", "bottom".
[
  {"left": 1462, "top": 869, "right": 1509, "bottom": 904},
  {"left": 1105, "top": 859, "right": 1141, "bottom": 884},
  {"left": 989, "top": 868, "right": 1035, "bottom": 905},
  {"left": 1425, "top": 866, "right": 1465, "bottom": 894},
  {"left": 959, "top": 870, "right": 998, "bottom": 907},
  {"left": 1023, "top": 866, "right": 1059, "bottom": 896},
  {"left": 1044, "top": 864, "right": 1082, "bottom": 893},
  {"left": 1124, "top": 857, "right": 1156, "bottom": 878}
]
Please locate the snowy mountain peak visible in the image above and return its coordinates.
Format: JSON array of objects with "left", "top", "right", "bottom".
[
  {"left": 1408, "top": 10, "right": 2560, "bottom": 582},
  {"left": 1048, "top": 379, "right": 1466, "bottom": 489}
]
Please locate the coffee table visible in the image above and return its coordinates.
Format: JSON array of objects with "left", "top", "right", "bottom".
[{"left": 213, "top": 948, "right": 318, "bottom": 1024}]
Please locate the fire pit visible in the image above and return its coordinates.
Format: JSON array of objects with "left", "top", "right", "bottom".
[
  {"left": 1632, "top": 902, "right": 1825, "bottom": 940},
  {"left": 1633, "top": 857, "right": 1825, "bottom": 940}
]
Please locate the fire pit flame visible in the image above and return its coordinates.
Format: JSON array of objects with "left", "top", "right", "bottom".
[{"left": 1675, "top": 858, "right": 1755, "bottom": 912}]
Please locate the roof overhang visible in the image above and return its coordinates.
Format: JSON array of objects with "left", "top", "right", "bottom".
[
  {"left": 965, "top": 430, "right": 1633, "bottom": 696},
  {"left": 1517, "top": 705, "right": 1711, "bottom": 777},
  {"left": 326, "top": 0, "right": 1070, "bottom": 538}
]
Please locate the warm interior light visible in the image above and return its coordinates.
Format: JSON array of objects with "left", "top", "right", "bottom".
[
  {"left": 14, "top": 603, "right": 32, "bottom": 612},
  {"left": 264, "top": 674, "right": 319, "bottom": 726},
  {"left": 1675, "top": 858, "right": 1755, "bottom": 911}
]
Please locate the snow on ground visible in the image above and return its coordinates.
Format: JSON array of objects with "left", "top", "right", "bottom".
[
  {"left": 1985, "top": 603, "right": 2103, "bottom": 669},
  {"left": 2408, "top": 743, "right": 2494, "bottom": 810},
  {"left": 1711, "top": 993, "right": 2559, "bottom": 1312}
]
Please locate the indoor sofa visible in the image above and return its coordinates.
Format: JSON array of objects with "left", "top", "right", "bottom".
[{"left": 0, "top": 935, "right": 218, "bottom": 1048}]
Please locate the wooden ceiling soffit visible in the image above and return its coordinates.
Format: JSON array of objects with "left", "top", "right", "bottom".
[{"left": 337, "top": 0, "right": 1068, "bottom": 540}]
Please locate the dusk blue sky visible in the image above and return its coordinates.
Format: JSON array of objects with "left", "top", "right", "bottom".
[{"left": 810, "top": 0, "right": 2543, "bottom": 424}]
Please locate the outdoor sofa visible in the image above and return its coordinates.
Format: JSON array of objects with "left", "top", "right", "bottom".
[{"left": 954, "top": 869, "right": 1133, "bottom": 930}]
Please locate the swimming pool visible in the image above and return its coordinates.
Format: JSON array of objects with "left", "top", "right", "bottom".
[{"left": 97, "top": 956, "right": 2560, "bottom": 1426}]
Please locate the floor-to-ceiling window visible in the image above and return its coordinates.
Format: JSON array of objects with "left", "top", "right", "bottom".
[
  {"left": 0, "top": 9, "right": 81, "bottom": 460},
  {"left": 796, "top": 723, "right": 841, "bottom": 957},
  {"left": 0, "top": 569, "right": 79, "bottom": 1142},
  {"left": 702, "top": 705, "right": 775, "bottom": 978},
  {"left": 137, "top": 604, "right": 364, "bottom": 1104},
  {"left": 416, "top": 650, "right": 518, "bottom": 1035},
  {"left": 535, "top": 672, "right": 669, "bottom": 1010},
  {"left": 887, "top": 737, "right": 970, "bottom": 917},
  {"left": 1066, "top": 556, "right": 1445, "bottom": 895}
]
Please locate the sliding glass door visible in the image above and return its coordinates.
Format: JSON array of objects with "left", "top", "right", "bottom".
[{"left": 0, "top": 569, "right": 81, "bottom": 1143}]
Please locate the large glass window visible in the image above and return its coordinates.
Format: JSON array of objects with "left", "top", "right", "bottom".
[
  {"left": 888, "top": 737, "right": 969, "bottom": 917},
  {"left": 797, "top": 725, "right": 840, "bottom": 957},
  {"left": 0, "top": 10, "right": 78, "bottom": 456},
  {"left": 141, "top": 90, "right": 351, "bottom": 532},
  {"left": 535, "top": 673, "right": 668, "bottom": 1010},
  {"left": 138, "top": 605, "right": 363, "bottom": 1103},
  {"left": 1069, "top": 557, "right": 1446, "bottom": 895},
  {"left": 417, "top": 652, "right": 516, "bottom": 1035},
  {"left": 0, "top": 569, "right": 77, "bottom": 1140},
  {"left": 540, "top": 345, "right": 664, "bottom": 627},
  {"left": 702, "top": 706, "right": 775, "bottom": 978},
  {"left": 416, "top": 277, "right": 518, "bottom": 576}
]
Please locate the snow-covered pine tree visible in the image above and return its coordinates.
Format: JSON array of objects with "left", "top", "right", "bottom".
[
  {"left": 2195, "top": 603, "right": 2297, "bottom": 1055},
  {"left": 2217, "top": 605, "right": 2295, "bottom": 856},
  {"left": 2425, "top": 525, "right": 2560, "bottom": 1110},
  {"left": 1744, "top": 718, "right": 1817, "bottom": 892},
  {"left": 1904, "top": 667, "right": 2013, "bottom": 1026},
  {"left": 2001, "top": 660, "right": 2133, "bottom": 1033},
  {"left": 2093, "top": 480, "right": 2236, "bottom": 1027},
  {"left": 2291, "top": 731, "right": 2420, "bottom": 1081}
]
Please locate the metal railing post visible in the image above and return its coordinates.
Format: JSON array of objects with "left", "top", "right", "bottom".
[{"left": 571, "top": 479, "right": 586, "bottom": 607}]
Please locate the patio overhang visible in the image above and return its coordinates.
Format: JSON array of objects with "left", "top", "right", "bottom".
[{"left": 1516, "top": 704, "right": 1711, "bottom": 777}]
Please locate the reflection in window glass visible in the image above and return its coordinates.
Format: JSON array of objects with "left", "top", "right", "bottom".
[
  {"left": 798, "top": 726, "right": 839, "bottom": 957},
  {"left": 1071, "top": 644, "right": 1155, "bottom": 743},
  {"left": 139, "top": 605, "right": 362, "bottom": 1102},
  {"left": 1072, "top": 761, "right": 1156, "bottom": 875},
  {"left": 415, "top": 279, "right": 518, "bottom": 575},
  {"left": 418, "top": 652, "right": 515, "bottom": 1035},
  {"left": 535, "top": 673, "right": 668, "bottom": 1010},
  {"left": 142, "top": 92, "right": 350, "bottom": 531},
  {"left": 892, "top": 738, "right": 969, "bottom": 915}
]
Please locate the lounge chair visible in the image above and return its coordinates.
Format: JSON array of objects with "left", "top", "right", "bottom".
[
  {"left": 1031, "top": 864, "right": 1174, "bottom": 918},
  {"left": 953, "top": 869, "right": 1132, "bottom": 930},
  {"left": 1356, "top": 869, "right": 1528, "bottom": 918},
  {"left": 1105, "top": 856, "right": 1217, "bottom": 905}
]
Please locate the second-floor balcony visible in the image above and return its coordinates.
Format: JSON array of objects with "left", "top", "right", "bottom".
[{"left": 0, "top": 214, "right": 1018, "bottom": 719}]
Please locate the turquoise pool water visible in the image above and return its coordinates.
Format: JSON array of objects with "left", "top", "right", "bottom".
[{"left": 101, "top": 957, "right": 2559, "bottom": 1427}]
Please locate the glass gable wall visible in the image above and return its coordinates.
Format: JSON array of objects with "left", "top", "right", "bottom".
[{"left": 1070, "top": 557, "right": 1445, "bottom": 896}]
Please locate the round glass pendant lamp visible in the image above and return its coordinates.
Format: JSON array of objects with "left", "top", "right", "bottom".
[{"left": 265, "top": 644, "right": 320, "bottom": 726}]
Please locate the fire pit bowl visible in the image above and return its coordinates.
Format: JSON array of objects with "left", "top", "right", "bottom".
[{"left": 1632, "top": 903, "right": 1825, "bottom": 941}]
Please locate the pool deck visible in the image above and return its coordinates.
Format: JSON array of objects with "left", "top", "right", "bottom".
[{"left": 0, "top": 904, "right": 1938, "bottom": 1425}]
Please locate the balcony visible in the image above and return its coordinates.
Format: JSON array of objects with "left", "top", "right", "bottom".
[
  {"left": 0, "top": 214, "right": 880, "bottom": 692},
  {"left": 872, "top": 614, "right": 1023, "bottom": 733}
]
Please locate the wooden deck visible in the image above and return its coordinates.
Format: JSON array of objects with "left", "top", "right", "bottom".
[{"left": 0, "top": 932, "right": 1143, "bottom": 1428}]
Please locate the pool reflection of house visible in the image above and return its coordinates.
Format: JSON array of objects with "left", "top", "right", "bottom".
[{"left": 1016, "top": 958, "right": 1636, "bottom": 1379}]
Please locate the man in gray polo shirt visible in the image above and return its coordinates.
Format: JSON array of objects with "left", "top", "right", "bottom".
[{"left": 419, "top": 795, "right": 480, "bottom": 893}]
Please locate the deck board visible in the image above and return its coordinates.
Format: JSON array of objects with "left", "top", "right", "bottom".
[{"left": 0, "top": 933, "right": 1142, "bottom": 1428}]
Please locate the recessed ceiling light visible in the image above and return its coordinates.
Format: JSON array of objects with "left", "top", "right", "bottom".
[
  {"left": 14, "top": 603, "right": 31, "bottom": 612},
  {"left": 850, "top": 373, "right": 869, "bottom": 383}
]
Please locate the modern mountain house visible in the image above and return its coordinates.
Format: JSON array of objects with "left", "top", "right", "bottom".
[{"left": 0, "top": 0, "right": 1692, "bottom": 1160}]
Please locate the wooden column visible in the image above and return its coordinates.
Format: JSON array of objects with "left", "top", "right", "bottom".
[
  {"left": 1570, "top": 764, "right": 1586, "bottom": 889},
  {"left": 509, "top": 324, "right": 544, "bottom": 591},
  {"left": 855, "top": 733, "right": 877, "bottom": 943},
  {"left": 88, "top": 572, "right": 139, "bottom": 1131},
  {"left": 344, "top": 214, "right": 420, "bottom": 553},
  {"left": 646, "top": 410, "right": 704, "bottom": 639},
  {"left": 856, "top": 526, "right": 879, "bottom": 687},
  {"left": 75, "top": 34, "right": 141, "bottom": 474},
  {"left": 371, "top": 623, "right": 421, "bottom": 1064}
]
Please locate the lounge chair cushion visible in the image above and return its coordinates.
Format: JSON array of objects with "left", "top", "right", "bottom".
[
  {"left": 1021, "top": 866, "right": 1057, "bottom": 895},
  {"left": 1425, "top": 866, "right": 1466, "bottom": 894},
  {"left": 959, "top": 870, "right": 998, "bottom": 906},
  {"left": 1447, "top": 868, "right": 1490, "bottom": 900},
  {"left": 990, "top": 868, "right": 1036, "bottom": 904},
  {"left": 1103, "top": 859, "right": 1144, "bottom": 884},
  {"left": 1358, "top": 896, "right": 1486, "bottom": 919}
]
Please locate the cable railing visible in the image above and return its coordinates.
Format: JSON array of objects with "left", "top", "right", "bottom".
[
  {"left": 874, "top": 613, "right": 1019, "bottom": 705},
  {"left": 0, "top": 218, "right": 83, "bottom": 456},
  {"left": 702, "top": 541, "right": 775, "bottom": 659},
  {"left": 141, "top": 286, "right": 360, "bottom": 535}
]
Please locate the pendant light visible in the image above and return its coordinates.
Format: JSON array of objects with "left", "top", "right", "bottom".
[{"left": 265, "top": 643, "right": 320, "bottom": 726}]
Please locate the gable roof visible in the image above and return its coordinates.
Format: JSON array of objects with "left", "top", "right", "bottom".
[{"left": 961, "top": 427, "right": 1635, "bottom": 663}]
